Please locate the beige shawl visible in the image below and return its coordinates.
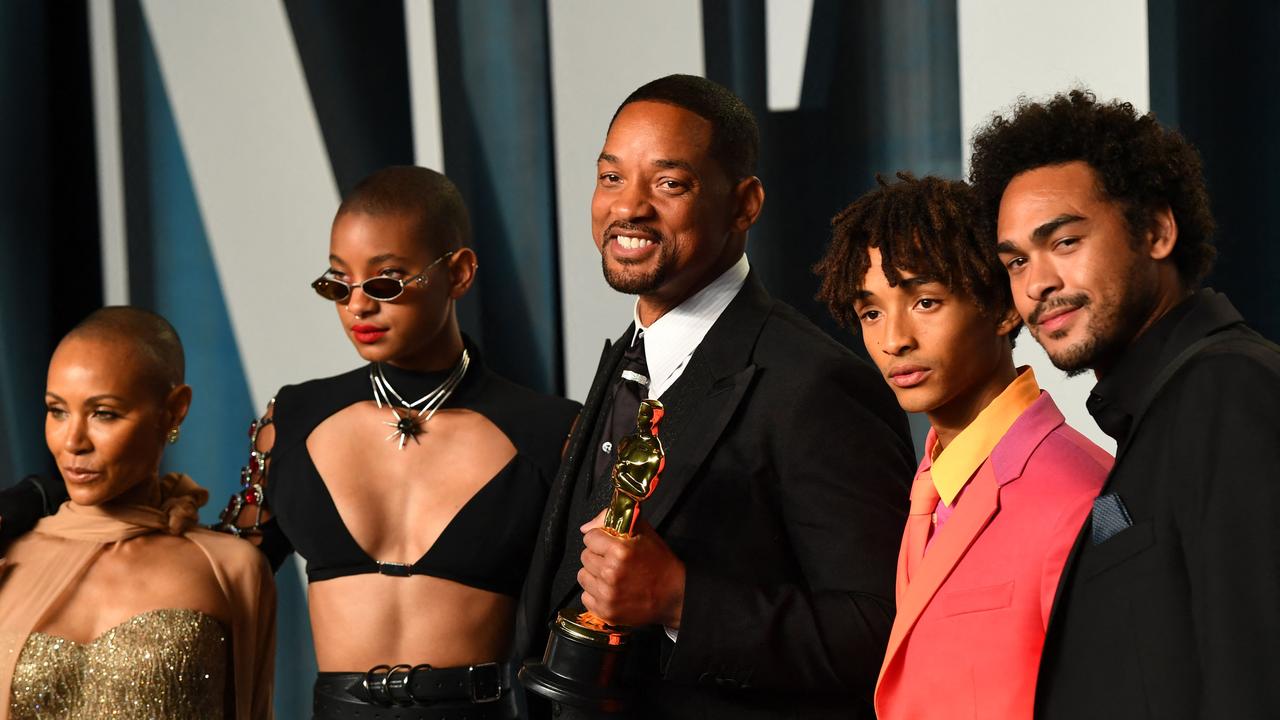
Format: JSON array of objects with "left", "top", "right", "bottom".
[{"left": 0, "top": 473, "right": 275, "bottom": 719}]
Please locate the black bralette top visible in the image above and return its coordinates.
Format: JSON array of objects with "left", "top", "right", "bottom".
[{"left": 260, "top": 348, "right": 579, "bottom": 597}]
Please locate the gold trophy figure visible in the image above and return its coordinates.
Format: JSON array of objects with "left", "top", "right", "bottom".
[
  {"left": 520, "top": 399, "right": 666, "bottom": 712},
  {"left": 602, "top": 399, "right": 666, "bottom": 536}
]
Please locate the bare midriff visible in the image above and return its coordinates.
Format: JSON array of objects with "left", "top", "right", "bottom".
[
  {"left": 301, "top": 406, "right": 522, "bottom": 671},
  {"left": 308, "top": 574, "right": 514, "bottom": 670}
]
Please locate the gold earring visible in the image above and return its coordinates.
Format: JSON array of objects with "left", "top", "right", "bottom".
[{"left": 167, "top": 427, "right": 180, "bottom": 445}]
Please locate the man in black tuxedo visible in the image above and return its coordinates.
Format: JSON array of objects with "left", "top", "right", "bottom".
[
  {"left": 971, "top": 89, "right": 1280, "bottom": 719},
  {"left": 516, "top": 75, "right": 915, "bottom": 718}
]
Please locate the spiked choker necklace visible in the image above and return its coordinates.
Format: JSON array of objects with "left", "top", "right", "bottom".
[{"left": 369, "top": 349, "right": 470, "bottom": 449}]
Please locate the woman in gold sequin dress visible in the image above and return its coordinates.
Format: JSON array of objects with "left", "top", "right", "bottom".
[{"left": 0, "top": 308, "right": 275, "bottom": 720}]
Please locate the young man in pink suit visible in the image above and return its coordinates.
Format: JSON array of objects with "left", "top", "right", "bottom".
[{"left": 814, "top": 174, "right": 1112, "bottom": 719}]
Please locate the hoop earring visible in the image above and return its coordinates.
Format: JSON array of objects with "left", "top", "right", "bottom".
[{"left": 167, "top": 427, "right": 181, "bottom": 445}]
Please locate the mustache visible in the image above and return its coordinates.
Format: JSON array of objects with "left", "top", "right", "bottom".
[
  {"left": 604, "top": 221, "right": 663, "bottom": 242},
  {"left": 1028, "top": 293, "right": 1089, "bottom": 326}
]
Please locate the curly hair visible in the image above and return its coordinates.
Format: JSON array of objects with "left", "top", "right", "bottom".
[
  {"left": 814, "top": 172, "right": 1015, "bottom": 339},
  {"left": 969, "top": 89, "right": 1215, "bottom": 286}
]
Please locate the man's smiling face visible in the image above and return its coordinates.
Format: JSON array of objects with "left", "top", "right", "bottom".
[
  {"left": 996, "top": 161, "right": 1160, "bottom": 375},
  {"left": 591, "top": 100, "right": 743, "bottom": 308}
]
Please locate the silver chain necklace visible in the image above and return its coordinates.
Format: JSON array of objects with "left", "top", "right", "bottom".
[{"left": 368, "top": 349, "right": 470, "bottom": 449}]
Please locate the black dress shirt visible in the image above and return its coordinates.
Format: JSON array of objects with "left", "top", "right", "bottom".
[{"left": 1036, "top": 289, "right": 1280, "bottom": 720}]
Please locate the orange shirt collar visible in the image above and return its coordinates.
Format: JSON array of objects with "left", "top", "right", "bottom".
[{"left": 930, "top": 367, "right": 1040, "bottom": 506}]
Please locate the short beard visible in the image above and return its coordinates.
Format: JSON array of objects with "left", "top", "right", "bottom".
[
  {"left": 1032, "top": 264, "right": 1158, "bottom": 376},
  {"left": 601, "top": 247, "right": 672, "bottom": 295}
]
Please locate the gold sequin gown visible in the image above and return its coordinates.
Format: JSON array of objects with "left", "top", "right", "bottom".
[{"left": 9, "top": 609, "right": 228, "bottom": 720}]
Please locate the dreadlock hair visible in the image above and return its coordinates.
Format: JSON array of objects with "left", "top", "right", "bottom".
[
  {"left": 969, "top": 89, "right": 1215, "bottom": 287},
  {"left": 814, "top": 172, "right": 1018, "bottom": 342}
]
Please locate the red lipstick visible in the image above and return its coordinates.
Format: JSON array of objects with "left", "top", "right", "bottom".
[{"left": 351, "top": 324, "right": 388, "bottom": 344}]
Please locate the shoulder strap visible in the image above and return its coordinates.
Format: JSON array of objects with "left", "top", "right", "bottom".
[{"left": 1123, "top": 328, "right": 1273, "bottom": 456}]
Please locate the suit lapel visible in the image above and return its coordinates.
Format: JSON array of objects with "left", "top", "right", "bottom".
[
  {"left": 543, "top": 334, "right": 628, "bottom": 545},
  {"left": 878, "top": 393, "right": 1068, "bottom": 685},
  {"left": 879, "top": 463, "right": 1001, "bottom": 684},
  {"left": 525, "top": 329, "right": 631, "bottom": 637},
  {"left": 542, "top": 271, "right": 773, "bottom": 617},
  {"left": 637, "top": 272, "right": 771, "bottom": 532},
  {"left": 984, "top": 393, "right": 1080, "bottom": 637},
  {"left": 642, "top": 362, "right": 756, "bottom": 530}
]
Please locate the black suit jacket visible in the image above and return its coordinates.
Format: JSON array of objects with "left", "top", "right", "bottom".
[
  {"left": 1036, "top": 290, "right": 1280, "bottom": 719},
  {"left": 517, "top": 273, "right": 914, "bottom": 718}
]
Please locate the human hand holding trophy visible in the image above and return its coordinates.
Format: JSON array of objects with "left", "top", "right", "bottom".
[{"left": 520, "top": 399, "right": 668, "bottom": 712}]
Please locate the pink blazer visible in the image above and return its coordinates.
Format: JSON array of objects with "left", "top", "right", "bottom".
[{"left": 875, "top": 393, "right": 1112, "bottom": 720}]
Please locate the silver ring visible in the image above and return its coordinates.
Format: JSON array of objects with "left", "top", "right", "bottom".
[
  {"left": 363, "top": 664, "right": 392, "bottom": 706},
  {"left": 386, "top": 663, "right": 414, "bottom": 706}
]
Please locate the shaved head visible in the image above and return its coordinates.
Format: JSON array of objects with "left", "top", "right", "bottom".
[
  {"left": 336, "top": 165, "right": 472, "bottom": 255},
  {"left": 62, "top": 307, "right": 184, "bottom": 397}
]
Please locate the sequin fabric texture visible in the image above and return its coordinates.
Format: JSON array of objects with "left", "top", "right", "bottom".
[{"left": 10, "top": 608, "right": 228, "bottom": 719}]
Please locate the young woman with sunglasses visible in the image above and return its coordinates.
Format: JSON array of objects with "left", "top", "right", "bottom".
[{"left": 216, "top": 166, "right": 579, "bottom": 719}]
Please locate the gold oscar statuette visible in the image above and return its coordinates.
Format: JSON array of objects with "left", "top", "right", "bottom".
[{"left": 519, "top": 399, "right": 666, "bottom": 711}]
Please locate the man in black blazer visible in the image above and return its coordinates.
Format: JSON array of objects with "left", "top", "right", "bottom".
[
  {"left": 971, "top": 89, "right": 1280, "bottom": 719},
  {"left": 516, "top": 75, "right": 915, "bottom": 718}
]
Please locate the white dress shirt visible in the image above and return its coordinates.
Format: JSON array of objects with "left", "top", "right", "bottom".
[{"left": 630, "top": 254, "right": 751, "bottom": 400}]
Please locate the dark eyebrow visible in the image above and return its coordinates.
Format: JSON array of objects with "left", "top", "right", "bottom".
[
  {"left": 367, "top": 253, "right": 412, "bottom": 265},
  {"left": 653, "top": 158, "right": 697, "bottom": 174},
  {"left": 329, "top": 253, "right": 411, "bottom": 266},
  {"left": 597, "top": 153, "right": 698, "bottom": 176},
  {"left": 596, "top": 151, "right": 696, "bottom": 174},
  {"left": 853, "top": 273, "right": 941, "bottom": 301},
  {"left": 1032, "top": 214, "right": 1086, "bottom": 241},
  {"left": 898, "top": 275, "right": 940, "bottom": 289},
  {"left": 86, "top": 394, "right": 128, "bottom": 404},
  {"left": 996, "top": 214, "right": 1086, "bottom": 254},
  {"left": 45, "top": 392, "right": 127, "bottom": 404}
]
